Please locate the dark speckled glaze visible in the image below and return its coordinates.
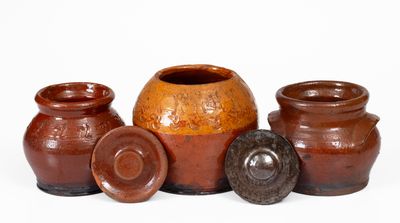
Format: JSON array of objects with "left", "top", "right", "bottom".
[
  {"left": 268, "top": 81, "right": 380, "bottom": 196},
  {"left": 225, "top": 130, "right": 299, "bottom": 205},
  {"left": 23, "top": 82, "right": 124, "bottom": 196}
]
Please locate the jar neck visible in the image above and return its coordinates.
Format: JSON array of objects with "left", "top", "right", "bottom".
[
  {"left": 34, "top": 82, "right": 115, "bottom": 118},
  {"left": 280, "top": 105, "right": 367, "bottom": 126},
  {"left": 38, "top": 104, "right": 111, "bottom": 118}
]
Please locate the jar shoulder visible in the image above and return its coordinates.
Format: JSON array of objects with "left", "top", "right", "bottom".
[
  {"left": 268, "top": 110, "right": 380, "bottom": 150},
  {"left": 24, "top": 108, "right": 124, "bottom": 152},
  {"left": 133, "top": 78, "right": 257, "bottom": 135}
]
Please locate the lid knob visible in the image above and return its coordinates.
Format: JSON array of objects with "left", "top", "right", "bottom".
[
  {"left": 114, "top": 149, "right": 144, "bottom": 181},
  {"left": 246, "top": 149, "right": 279, "bottom": 180}
]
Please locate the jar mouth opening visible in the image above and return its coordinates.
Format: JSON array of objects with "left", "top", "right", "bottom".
[
  {"left": 35, "top": 82, "right": 115, "bottom": 111},
  {"left": 277, "top": 81, "right": 369, "bottom": 112},
  {"left": 157, "top": 64, "right": 235, "bottom": 85}
]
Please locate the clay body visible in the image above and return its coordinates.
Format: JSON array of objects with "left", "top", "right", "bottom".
[
  {"left": 133, "top": 64, "right": 258, "bottom": 194},
  {"left": 268, "top": 81, "right": 380, "bottom": 195},
  {"left": 24, "top": 82, "right": 124, "bottom": 196}
]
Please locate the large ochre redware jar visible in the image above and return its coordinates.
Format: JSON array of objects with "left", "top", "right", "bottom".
[
  {"left": 23, "top": 82, "right": 125, "bottom": 196},
  {"left": 268, "top": 81, "right": 380, "bottom": 196},
  {"left": 133, "top": 64, "right": 258, "bottom": 195}
]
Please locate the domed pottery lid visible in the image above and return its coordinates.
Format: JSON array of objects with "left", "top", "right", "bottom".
[
  {"left": 91, "top": 126, "right": 168, "bottom": 203},
  {"left": 225, "top": 130, "right": 299, "bottom": 205}
]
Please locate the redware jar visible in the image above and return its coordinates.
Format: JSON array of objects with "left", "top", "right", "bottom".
[
  {"left": 268, "top": 81, "right": 380, "bottom": 196},
  {"left": 23, "top": 82, "right": 124, "bottom": 196},
  {"left": 133, "top": 64, "right": 258, "bottom": 195}
]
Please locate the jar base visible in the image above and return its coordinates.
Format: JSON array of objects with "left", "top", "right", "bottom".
[
  {"left": 37, "top": 181, "right": 102, "bottom": 196},
  {"left": 160, "top": 183, "right": 231, "bottom": 195},
  {"left": 293, "top": 180, "right": 369, "bottom": 196}
]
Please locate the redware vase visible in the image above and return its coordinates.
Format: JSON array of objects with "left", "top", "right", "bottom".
[
  {"left": 133, "top": 64, "right": 258, "bottom": 195},
  {"left": 23, "top": 82, "right": 124, "bottom": 196},
  {"left": 268, "top": 81, "right": 380, "bottom": 196}
]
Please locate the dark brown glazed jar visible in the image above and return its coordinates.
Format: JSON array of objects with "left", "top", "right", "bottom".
[
  {"left": 268, "top": 81, "right": 380, "bottom": 196},
  {"left": 23, "top": 82, "right": 125, "bottom": 196},
  {"left": 133, "top": 64, "right": 258, "bottom": 195}
]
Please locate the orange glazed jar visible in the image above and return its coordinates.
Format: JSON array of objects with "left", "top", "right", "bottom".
[{"left": 133, "top": 64, "right": 258, "bottom": 195}]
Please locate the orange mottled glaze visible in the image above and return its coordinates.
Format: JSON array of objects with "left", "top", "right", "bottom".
[{"left": 133, "top": 64, "right": 258, "bottom": 194}]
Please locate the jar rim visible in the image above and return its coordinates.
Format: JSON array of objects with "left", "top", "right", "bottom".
[
  {"left": 35, "top": 82, "right": 115, "bottom": 112},
  {"left": 276, "top": 80, "right": 369, "bottom": 113},
  {"left": 155, "top": 64, "right": 237, "bottom": 86}
]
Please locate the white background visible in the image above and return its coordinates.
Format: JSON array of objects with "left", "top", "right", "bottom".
[{"left": 0, "top": 0, "right": 399, "bottom": 222}]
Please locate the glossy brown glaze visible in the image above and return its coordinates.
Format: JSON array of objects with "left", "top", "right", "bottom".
[
  {"left": 91, "top": 126, "right": 168, "bottom": 203},
  {"left": 23, "top": 82, "right": 124, "bottom": 196},
  {"left": 268, "top": 81, "right": 380, "bottom": 196},
  {"left": 133, "top": 64, "right": 258, "bottom": 194},
  {"left": 156, "top": 121, "right": 257, "bottom": 194}
]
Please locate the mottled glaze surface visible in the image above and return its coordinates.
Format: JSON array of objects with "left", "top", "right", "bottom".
[
  {"left": 268, "top": 81, "right": 380, "bottom": 196},
  {"left": 133, "top": 64, "right": 258, "bottom": 194},
  {"left": 91, "top": 126, "right": 168, "bottom": 203},
  {"left": 24, "top": 82, "right": 124, "bottom": 196},
  {"left": 225, "top": 130, "right": 299, "bottom": 205}
]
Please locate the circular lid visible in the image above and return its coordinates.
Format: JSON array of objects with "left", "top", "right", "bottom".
[
  {"left": 91, "top": 126, "right": 168, "bottom": 203},
  {"left": 225, "top": 129, "right": 299, "bottom": 205}
]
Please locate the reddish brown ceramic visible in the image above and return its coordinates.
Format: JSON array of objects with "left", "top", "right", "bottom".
[
  {"left": 133, "top": 64, "right": 258, "bottom": 194},
  {"left": 23, "top": 82, "right": 125, "bottom": 196},
  {"left": 268, "top": 80, "right": 380, "bottom": 196},
  {"left": 91, "top": 126, "right": 168, "bottom": 203}
]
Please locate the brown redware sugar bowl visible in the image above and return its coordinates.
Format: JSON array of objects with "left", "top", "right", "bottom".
[
  {"left": 268, "top": 80, "right": 380, "bottom": 196},
  {"left": 23, "top": 82, "right": 125, "bottom": 196},
  {"left": 133, "top": 64, "right": 258, "bottom": 195}
]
